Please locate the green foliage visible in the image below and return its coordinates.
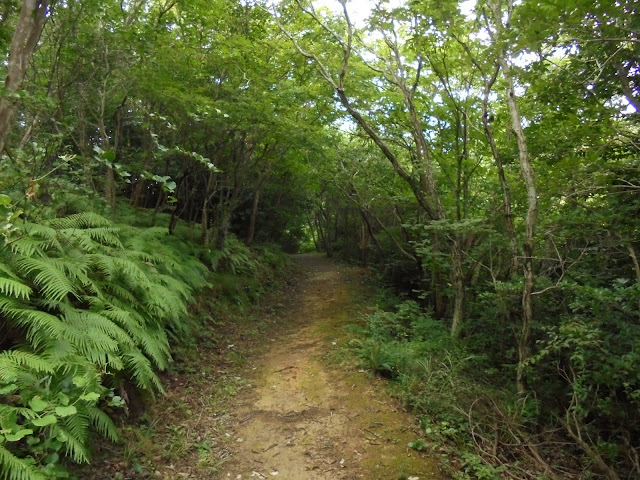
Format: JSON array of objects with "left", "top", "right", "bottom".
[
  {"left": 353, "top": 298, "right": 521, "bottom": 478},
  {"left": 0, "top": 211, "right": 211, "bottom": 477}
]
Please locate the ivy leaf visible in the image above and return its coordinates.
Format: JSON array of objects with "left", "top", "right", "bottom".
[
  {"left": 54, "top": 405, "right": 77, "bottom": 417},
  {"left": 29, "top": 397, "right": 48, "bottom": 412},
  {"left": 0, "top": 384, "right": 17, "bottom": 395},
  {"left": 5, "top": 429, "right": 33, "bottom": 442},
  {"left": 32, "top": 415, "right": 57, "bottom": 427},
  {"left": 79, "top": 392, "right": 101, "bottom": 402}
]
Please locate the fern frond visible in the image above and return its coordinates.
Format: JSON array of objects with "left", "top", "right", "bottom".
[
  {"left": 145, "top": 285, "right": 186, "bottom": 321},
  {"left": 0, "top": 278, "right": 31, "bottom": 300},
  {"left": 0, "top": 351, "right": 54, "bottom": 382},
  {"left": 85, "top": 406, "right": 118, "bottom": 442},
  {"left": 156, "top": 274, "right": 192, "bottom": 300},
  {"left": 112, "top": 257, "right": 151, "bottom": 286},
  {"left": 100, "top": 283, "right": 138, "bottom": 305},
  {"left": 9, "top": 236, "right": 45, "bottom": 257},
  {"left": 61, "top": 228, "right": 122, "bottom": 251},
  {"left": 17, "top": 258, "right": 77, "bottom": 302},
  {"left": 50, "top": 212, "right": 112, "bottom": 229},
  {"left": 64, "top": 310, "right": 135, "bottom": 348},
  {"left": 2, "top": 305, "right": 67, "bottom": 350},
  {"left": 0, "top": 262, "right": 19, "bottom": 279},
  {"left": 0, "top": 405, "right": 39, "bottom": 421},
  {"left": 50, "top": 424, "right": 89, "bottom": 463},
  {"left": 123, "top": 350, "right": 164, "bottom": 393},
  {"left": 21, "top": 223, "right": 61, "bottom": 251},
  {"left": 0, "top": 445, "right": 45, "bottom": 480},
  {"left": 60, "top": 321, "right": 119, "bottom": 366}
]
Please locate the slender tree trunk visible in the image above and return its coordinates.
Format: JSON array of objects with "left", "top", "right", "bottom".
[
  {"left": 482, "top": 66, "right": 519, "bottom": 276},
  {"left": 131, "top": 133, "right": 154, "bottom": 207},
  {"left": 246, "top": 188, "right": 260, "bottom": 246},
  {"left": 450, "top": 241, "right": 465, "bottom": 338},
  {"left": 360, "top": 218, "right": 367, "bottom": 265},
  {"left": 432, "top": 233, "right": 445, "bottom": 319},
  {"left": 359, "top": 209, "right": 385, "bottom": 264},
  {"left": 200, "top": 170, "right": 217, "bottom": 245},
  {"left": 0, "top": 0, "right": 50, "bottom": 157},
  {"left": 215, "top": 212, "right": 232, "bottom": 251},
  {"left": 627, "top": 244, "right": 640, "bottom": 319},
  {"left": 486, "top": 0, "right": 539, "bottom": 395},
  {"left": 497, "top": 48, "right": 538, "bottom": 396}
]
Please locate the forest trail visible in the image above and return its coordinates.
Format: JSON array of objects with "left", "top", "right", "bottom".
[{"left": 221, "top": 254, "right": 443, "bottom": 480}]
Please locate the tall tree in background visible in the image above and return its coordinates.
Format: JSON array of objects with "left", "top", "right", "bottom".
[{"left": 0, "top": 0, "right": 51, "bottom": 157}]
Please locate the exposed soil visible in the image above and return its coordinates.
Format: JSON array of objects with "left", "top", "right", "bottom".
[
  {"left": 77, "top": 254, "right": 444, "bottom": 480},
  {"left": 221, "top": 255, "right": 443, "bottom": 480}
]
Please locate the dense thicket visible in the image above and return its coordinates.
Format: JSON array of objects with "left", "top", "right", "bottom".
[{"left": 0, "top": 0, "right": 638, "bottom": 478}]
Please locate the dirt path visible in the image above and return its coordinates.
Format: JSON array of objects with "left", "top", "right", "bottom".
[
  {"left": 75, "top": 254, "right": 444, "bottom": 480},
  {"left": 222, "top": 255, "right": 443, "bottom": 480}
]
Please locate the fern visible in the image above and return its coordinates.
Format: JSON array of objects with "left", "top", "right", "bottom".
[
  {"left": 0, "top": 278, "right": 31, "bottom": 300},
  {"left": 0, "top": 210, "right": 214, "bottom": 479},
  {"left": 17, "top": 258, "right": 78, "bottom": 302},
  {"left": 0, "top": 351, "right": 54, "bottom": 381},
  {"left": 122, "top": 350, "right": 164, "bottom": 393},
  {"left": 0, "top": 446, "right": 45, "bottom": 480},
  {"left": 85, "top": 406, "right": 118, "bottom": 442},
  {"left": 50, "top": 424, "right": 89, "bottom": 463},
  {"left": 8, "top": 236, "right": 45, "bottom": 257},
  {"left": 60, "top": 227, "right": 123, "bottom": 251},
  {"left": 20, "top": 223, "right": 61, "bottom": 251},
  {"left": 49, "top": 212, "right": 112, "bottom": 229}
]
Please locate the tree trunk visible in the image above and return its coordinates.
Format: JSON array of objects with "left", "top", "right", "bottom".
[
  {"left": 245, "top": 188, "right": 260, "bottom": 246},
  {"left": 131, "top": 134, "right": 154, "bottom": 207},
  {"left": 450, "top": 241, "right": 465, "bottom": 338},
  {"left": 0, "top": 0, "right": 50, "bottom": 157},
  {"left": 200, "top": 170, "right": 217, "bottom": 246},
  {"left": 482, "top": 66, "right": 518, "bottom": 277},
  {"left": 215, "top": 212, "right": 231, "bottom": 251},
  {"left": 497, "top": 44, "right": 538, "bottom": 396}
]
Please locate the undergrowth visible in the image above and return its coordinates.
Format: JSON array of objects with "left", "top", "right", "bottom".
[
  {"left": 0, "top": 197, "right": 290, "bottom": 480},
  {"left": 350, "top": 295, "right": 558, "bottom": 480}
]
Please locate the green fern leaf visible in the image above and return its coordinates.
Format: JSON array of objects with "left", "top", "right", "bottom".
[
  {"left": 50, "top": 212, "right": 112, "bottom": 229},
  {"left": 0, "top": 262, "right": 19, "bottom": 279},
  {"left": 17, "top": 258, "right": 77, "bottom": 302},
  {"left": 0, "top": 351, "right": 54, "bottom": 382},
  {"left": 50, "top": 424, "right": 89, "bottom": 463},
  {"left": 0, "top": 405, "right": 39, "bottom": 421},
  {"left": 21, "top": 223, "right": 62, "bottom": 251},
  {"left": 85, "top": 406, "right": 118, "bottom": 442},
  {"left": 123, "top": 350, "right": 164, "bottom": 393},
  {"left": 0, "top": 278, "right": 31, "bottom": 300},
  {"left": 9, "top": 236, "right": 45, "bottom": 257},
  {"left": 0, "top": 445, "right": 45, "bottom": 480}
]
